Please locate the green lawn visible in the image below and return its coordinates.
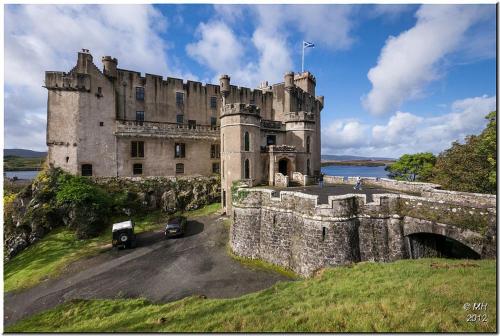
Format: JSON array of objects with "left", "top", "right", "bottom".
[
  {"left": 4, "top": 203, "right": 221, "bottom": 293},
  {"left": 6, "top": 259, "right": 496, "bottom": 332}
]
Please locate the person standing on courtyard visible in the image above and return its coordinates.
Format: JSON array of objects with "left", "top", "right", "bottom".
[
  {"left": 354, "top": 176, "right": 362, "bottom": 190},
  {"left": 318, "top": 173, "right": 324, "bottom": 188}
]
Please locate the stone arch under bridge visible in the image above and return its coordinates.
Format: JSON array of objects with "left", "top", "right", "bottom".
[{"left": 402, "top": 217, "right": 484, "bottom": 258}]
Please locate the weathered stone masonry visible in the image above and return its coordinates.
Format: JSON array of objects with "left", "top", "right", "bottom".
[{"left": 230, "top": 179, "right": 496, "bottom": 276}]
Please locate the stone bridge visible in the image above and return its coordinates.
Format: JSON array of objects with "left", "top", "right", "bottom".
[{"left": 230, "top": 178, "right": 496, "bottom": 276}]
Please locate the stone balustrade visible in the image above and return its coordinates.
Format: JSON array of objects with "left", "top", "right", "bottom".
[{"left": 115, "top": 120, "right": 220, "bottom": 141}]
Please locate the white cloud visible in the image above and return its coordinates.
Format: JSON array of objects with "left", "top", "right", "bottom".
[
  {"left": 187, "top": 5, "right": 356, "bottom": 88},
  {"left": 323, "top": 95, "right": 496, "bottom": 158},
  {"left": 362, "top": 5, "right": 494, "bottom": 115},
  {"left": 4, "top": 4, "right": 173, "bottom": 151},
  {"left": 253, "top": 5, "right": 356, "bottom": 51}
]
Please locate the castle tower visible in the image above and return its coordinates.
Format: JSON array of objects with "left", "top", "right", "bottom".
[
  {"left": 102, "top": 56, "right": 118, "bottom": 78},
  {"left": 220, "top": 74, "right": 262, "bottom": 214},
  {"left": 294, "top": 72, "right": 316, "bottom": 97}
]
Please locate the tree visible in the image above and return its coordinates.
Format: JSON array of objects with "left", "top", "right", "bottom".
[
  {"left": 385, "top": 153, "right": 436, "bottom": 182},
  {"left": 432, "top": 111, "right": 496, "bottom": 194}
]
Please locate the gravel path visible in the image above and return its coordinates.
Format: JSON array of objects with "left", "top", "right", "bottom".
[{"left": 4, "top": 213, "right": 288, "bottom": 326}]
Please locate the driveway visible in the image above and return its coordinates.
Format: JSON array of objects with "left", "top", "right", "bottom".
[{"left": 4, "top": 213, "right": 289, "bottom": 326}]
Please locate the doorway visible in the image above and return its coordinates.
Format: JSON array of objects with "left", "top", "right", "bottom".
[{"left": 278, "top": 159, "right": 288, "bottom": 176}]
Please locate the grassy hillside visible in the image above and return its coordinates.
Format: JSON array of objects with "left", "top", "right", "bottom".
[
  {"left": 4, "top": 155, "right": 45, "bottom": 171},
  {"left": 4, "top": 204, "right": 221, "bottom": 293},
  {"left": 6, "top": 259, "right": 496, "bottom": 332}
]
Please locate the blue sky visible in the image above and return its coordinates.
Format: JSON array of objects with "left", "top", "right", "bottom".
[{"left": 4, "top": 4, "right": 497, "bottom": 157}]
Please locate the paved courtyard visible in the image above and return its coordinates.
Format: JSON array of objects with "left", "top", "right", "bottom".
[{"left": 272, "top": 183, "right": 405, "bottom": 204}]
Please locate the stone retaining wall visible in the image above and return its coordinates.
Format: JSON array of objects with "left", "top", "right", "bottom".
[{"left": 230, "top": 187, "right": 496, "bottom": 276}]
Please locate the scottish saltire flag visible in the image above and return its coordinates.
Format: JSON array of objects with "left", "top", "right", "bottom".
[{"left": 303, "top": 41, "right": 315, "bottom": 48}]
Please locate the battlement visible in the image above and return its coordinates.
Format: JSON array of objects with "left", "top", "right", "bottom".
[
  {"left": 44, "top": 71, "right": 91, "bottom": 91},
  {"left": 221, "top": 103, "right": 261, "bottom": 118},
  {"left": 231, "top": 184, "right": 496, "bottom": 276},
  {"left": 294, "top": 71, "right": 316, "bottom": 83},
  {"left": 284, "top": 111, "right": 315, "bottom": 123}
]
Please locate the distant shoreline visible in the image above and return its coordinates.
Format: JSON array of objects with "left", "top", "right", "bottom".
[{"left": 321, "top": 160, "right": 395, "bottom": 167}]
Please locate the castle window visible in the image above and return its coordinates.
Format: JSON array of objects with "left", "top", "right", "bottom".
[
  {"left": 188, "top": 120, "right": 197, "bottom": 129},
  {"left": 136, "top": 111, "right": 144, "bottom": 122},
  {"left": 176, "top": 92, "right": 184, "bottom": 106},
  {"left": 306, "top": 136, "right": 311, "bottom": 153},
  {"left": 176, "top": 114, "right": 184, "bottom": 124},
  {"left": 175, "top": 143, "right": 185, "bottom": 158},
  {"left": 210, "top": 96, "right": 217, "bottom": 109},
  {"left": 131, "top": 141, "right": 144, "bottom": 158},
  {"left": 244, "top": 132, "right": 250, "bottom": 151},
  {"left": 81, "top": 164, "right": 92, "bottom": 176},
  {"left": 322, "top": 227, "right": 326, "bottom": 241},
  {"left": 244, "top": 159, "right": 250, "bottom": 179},
  {"left": 212, "top": 162, "right": 220, "bottom": 174},
  {"left": 176, "top": 163, "right": 184, "bottom": 174},
  {"left": 133, "top": 163, "right": 143, "bottom": 175},
  {"left": 307, "top": 159, "right": 311, "bottom": 175},
  {"left": 211, "top": 117, "right": 217, "bottom": 129},
  {"left": 211, "top": 144, "right": 220, "bottom": 159},
  {"left": 99, "top": 121, "right": 104, "bottom": 127},
  {"left": 136, "top": 87, "right": 144, "bottom": 101},
  {"left": 267, "top": 135, "right": 276, "bottom": 146}
]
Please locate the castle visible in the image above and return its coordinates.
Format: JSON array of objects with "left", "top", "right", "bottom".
[{"left": 45, "top": 49, "right": 323, "bottom": 212}]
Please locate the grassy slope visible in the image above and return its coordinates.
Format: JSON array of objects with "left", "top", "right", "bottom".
[
  {"left": 4, "top": 203, "right": 221, "bottom": 293},
  {"left": 6, "top": 259, "right": 496, "bottom": 332},
  {"left": 4, "top": 156, "right": 45, "bottom": 171}
]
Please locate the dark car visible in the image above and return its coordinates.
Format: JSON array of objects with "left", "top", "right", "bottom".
[
  {"left": 165, "top": 216, "right": 187, "bottom": 238},
  {"left": 112, "top": 220, "right": 137, "bottom": 249}
]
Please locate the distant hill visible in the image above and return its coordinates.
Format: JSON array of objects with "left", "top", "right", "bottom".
[
  {"left": 4, "top": 149, "right": 47, "bottom": 158},
  {"left": 321, "top": 154, "right": 395, "bottom": 161}
]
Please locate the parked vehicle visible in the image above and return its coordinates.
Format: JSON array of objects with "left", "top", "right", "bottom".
[
  {"left": 112, "top": 220, "right": 137, "bottom": 249},
  {"left": 165, "top": 216, "right": 187, "bottom": 238}
]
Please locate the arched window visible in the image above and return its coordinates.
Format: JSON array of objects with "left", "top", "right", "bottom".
[
  {"left": 244, "top": 159, "right": 250, "bottom": 179},
  {"left": 244, "top": 132, "right": 250, "bottom": 151},
  {"left": 306, "top": 136, "right": 311, "bottom": 153}
]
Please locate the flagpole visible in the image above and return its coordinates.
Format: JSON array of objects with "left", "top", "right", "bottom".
[{"left": 301, "top": 42, "right": 305, "bottom": 73}]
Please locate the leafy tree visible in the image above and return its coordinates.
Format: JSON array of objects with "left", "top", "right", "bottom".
[
  {"left": 385, "top": 153, "right": 436, "bottom": 182},
  {"left": 432, "top": 111, "right": 496, "bottom": 194}
]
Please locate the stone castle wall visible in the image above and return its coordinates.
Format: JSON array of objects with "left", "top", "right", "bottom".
[{"left": 230, "top": 185, "right": 496, "bottom": 276}]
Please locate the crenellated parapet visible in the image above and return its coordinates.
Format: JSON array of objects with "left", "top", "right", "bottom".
[
  {"left": 221, "top": 103, "right": 261, "bottom": 118},
  {"left": 230, "top": 183, "right": 496, "bottom": 276},
  {"left": 44, "top": 71, "right": 91, "bottom": 91}
]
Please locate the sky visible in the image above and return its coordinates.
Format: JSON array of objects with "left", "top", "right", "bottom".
[{"left": 4, "top": 4, "right": 497, "bottom": 158}]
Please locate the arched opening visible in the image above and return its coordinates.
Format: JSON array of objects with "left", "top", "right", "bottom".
[
  {"left": 278, "top": 159, "right": 288, "bottom": 176},
  {"left": 407, "top": 233, "right": 480, "bottom": 260},
  {"left": 306, "top": 136, "right": 311, "bottom": 153},
  {"left": 244, "top": 159, "right": 250, "bottom": 179},
  {"left": 244, "top": 132, "right": 250, "bottom": 151}
]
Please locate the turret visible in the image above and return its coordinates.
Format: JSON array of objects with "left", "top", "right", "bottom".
[
  {"left": 294, "top": 72, "right": 316, "bottom": 96},
  {"left": 76, "top": 49, "right": 93, "bottom": 74},
  {"left": 102, "top": 56, "right": 118, "bottom": 78},
  {"left": 219, "top": 74, "right": 230, "bottom": 104},
  {"left": 317, "top": 95, "right": 324, "bottom": 108},
  {"left": 284, "top": 71, "right": 295, "bottom": 90}
]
